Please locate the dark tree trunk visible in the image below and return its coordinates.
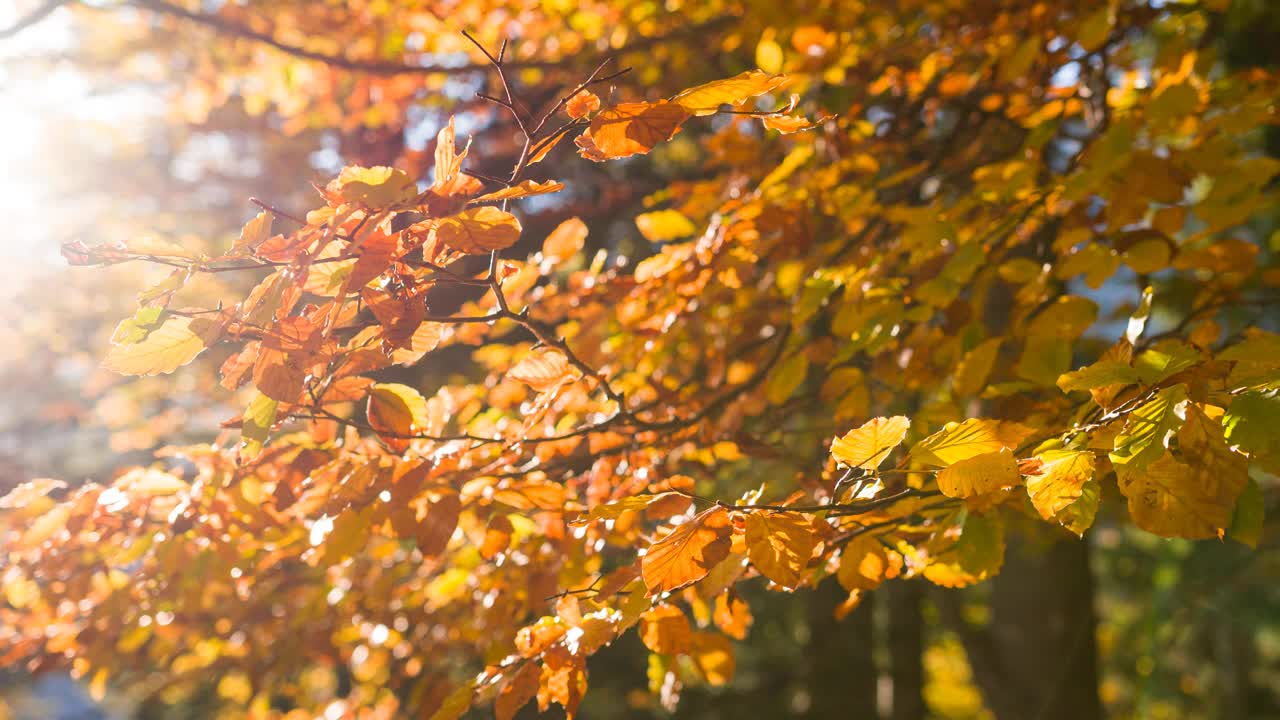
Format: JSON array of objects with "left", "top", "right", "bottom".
[
  {"left": 806, "top": 581, "right": 878, "bottom": 719},
  {"left": 887, "top": 580, "right": 926, "bottom": 720}
]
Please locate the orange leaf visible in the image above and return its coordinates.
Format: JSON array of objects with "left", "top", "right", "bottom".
[
  {"left": 509, "top": 347, "right": 579, "bottom": 391},
  {"left": 566, "top": 90, "right": 601, "bottom": 120},
  {"left": 472, "top": 179, "right": 565, "bottom": 204},
  {"left": 639, "top": 604, "right": 692, "bottom": 655},
  {"left": 542, "top": 218, "right": 588, "bottom": 263},
  {"left": 495, "top": 662, "right": 539, "bottom": 720},
  {"left": 583, "top": 102, "right": 689, "bottom": 160},
  {"left": 642, "top": 506, "right": 733, "bottom": 595}
]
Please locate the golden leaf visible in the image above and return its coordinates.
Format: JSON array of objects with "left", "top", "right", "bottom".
[
  {"left": 639, "top": 604, "right": 692, "bottom": 655},
  {"left": 836, "top": 533, "right": 902, "bottom": 591},
  {"left": 565, "top": 90, "right": 601, "bottom": 119},
  {"left": 542, "top": 217, "right": 588, "bottom": 262},
  {"left": 831, "top": 416, "right": 911, "bottom": 470},
  {"left": 673, "top": 70, "right": 789, "bottom": 116},
  {"left": 936, "top": 449, "right": 1021, "bottom": 499},
  {"left": 1025, "top": 450, "right": 1095, "bottom": 522},
  {"left": 1117, "top": 406, "right": 1248, "bottom": 538},
  {"left": 327, "top": 165, "right": 418, "bottom": 207},
  {"left": 743, "top": 510, "right": 818, "bottom": 590},
  {"left": 434, "top": 206, "right": 523, "bottom": 254},
  {"left": 688, "top": 631, "right": 736, "bottom": 686},
  {"left": 912, "top": 418, "right": 1035, "bottom": 467}
]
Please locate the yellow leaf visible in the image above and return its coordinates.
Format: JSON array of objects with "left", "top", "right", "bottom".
[
  {"left": 327, "top": 165, "right": 418, "bottom": 207},
  {"left": 104, "top": 313, "right": 223, "bottom": 376},
  {"left": 831, "top": 416, "right": 911, "bottom": 470},
  {"left": 584, "top": 101, "right": 689, "bottom": 160},
  {"left": 635, "top": 209, "right": 697, "bottom": 242},
  {"left": 642, "top": 506, "right": 733, "bottom": 595},
  {"left": 434, "top": 206, "right": 522, "bottom": 253},
  {"left": 913, "top": 419, "right": 1034, "bottom": 467},
  {"left": 953, "top": 338, "right": 1002, "bottom": 397},
  {"left": 673, "top": 70, "right": 789, "bottom": 116},
  {"left": 836, "top": 533, "right": 902, "bottom": 591},
  {"left": 936, "top": 449, "right": 1021, "bottom": 498},
  {"left": 1117, "top": 405, "right": 1250, "bottom": 539},
  {"left": 756, "top": 38, "right": 784, "bottom": 74},
  {"left": 233, "top": 211, "right": 273, "bottom": 255},
  {"left": 639, "top": 604, "right": 692, "bottom": 655},
  {"left": 743, "top": 511, "right": 818, "bottom": 590},
  {"left": 1117, "top": 452, "right": 1244, "bottom": 539},
  {"left": 429, "top": 680, "right": 476, "bottom": 720},
  {"left": 1025, "top": 450, "right": 1097, "bottom": 534},
  {"left": 1110, "top": 385, "right": 1186, "bottom": 471},
  {"left": 239, "top": 391, "right": 277, "bottom": 460},
  {"left": 766, "top": 352, "right": 808, "bottom": 404},
  {"left": 762, "top": 113, "right": 827, "bottom": 134},
  {"left": 688, "top": 631, "right": 736, "bottom": 686},
  {"left": 923, "top": 512, "right": 1005, "bottom": 588}
]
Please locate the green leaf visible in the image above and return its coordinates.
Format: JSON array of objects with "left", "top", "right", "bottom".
[
  {"left": 1229, "top": 477, "right": 1264, "bottom": 548},
  {"left": 1057, "top": 360, "right": 1142, "bottom": 393},
  {"left": 1110, "top": 385, "right": 1186, "bottom": 471},
  {"left": 239, "top": 392, "right": 278, "bottom": 460},
  {"left": 1224, "top": 392, "right": 1280, "bottom": 460},
  {"left": 923, "top": 511, "right": 1005, "bottom": 588},
  {"left": 766, "top": 352, "right": 808, "bottom": 405}
]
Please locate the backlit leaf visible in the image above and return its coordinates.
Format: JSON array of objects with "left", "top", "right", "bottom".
[
  {"left": 912, "top": 419, "right": 1034, "bottom": 467},
  {"left": 673, "top": 70, "right": 788, "bottom": 116},
  {"left": 583, "top": 102, "right": 689, "bottom": 160},
  {"left": 642, "top": 506, "right": 733, "bottom": 595},
  {"left": 936, "top": 449, "right": 1021, "bottom": 499},
  {"left": 639, "top": 604, "right": 692, "bottom": 655},
  {"left": 104, "top": 313, "right": 223, "bottom": 376},
  {"left": 434, "top": 206, "right": 522, "bottom": 254},
  {"left": 831, "top": 416, "right": 910, "bottom": 470},
  {"left": 743, "top": 511, "right": 818, "bottom": 590}
]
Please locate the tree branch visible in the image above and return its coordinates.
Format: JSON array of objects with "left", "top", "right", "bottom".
[{"left": 0, "top": 0, "right": 67, "bottom": 40}]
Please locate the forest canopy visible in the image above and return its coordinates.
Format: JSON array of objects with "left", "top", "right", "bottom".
[{"left": 0, "top": 1, "right": 1278, "bottom": 719}]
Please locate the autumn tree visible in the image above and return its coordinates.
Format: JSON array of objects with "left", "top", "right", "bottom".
[{"left": 1, "top": 0, "right": 1278, "bottom": 718}]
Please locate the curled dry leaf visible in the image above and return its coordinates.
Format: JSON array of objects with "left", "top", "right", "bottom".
[{"left": 566, "top": 89, "right": 601, "bottom": 119}]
